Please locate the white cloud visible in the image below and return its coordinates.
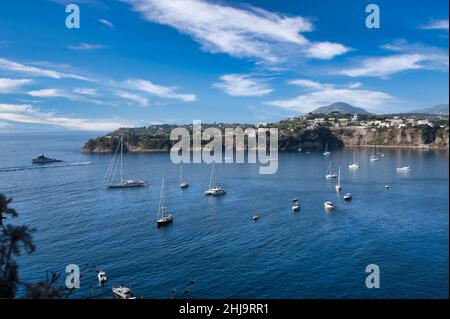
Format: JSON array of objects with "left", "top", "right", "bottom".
[
  {"left": 116, "top": 91, "right": 150, "bottom": 107},
  {"left": 0, "top": 103, "right": 134, "bottom": 131},
  {"left": 0, "top": 78, "right": 32, "bottom": 93},
  {"left": 0, "top": 103, "right": 33, "bottom": 112},
  {"left": 214, "top": 74, "right": 272, "bottom": 97},
  {"left": 348, "top": 82, "right": 363, "bottom": 89},
  {"left": 121, "top": 0, "right": 349, "bottom": 62},
  {"left": 340, "top": 54, "right": 425, "bottom": 77},
  {"left": 266, "top": 80, "right": 393, "bottom": 113},
  {"left": 0, "top": 57, "right": 88, "bottom": 80},
  {"left": 420, "top": 19, "right": 449, "bottom": 31},
  {"left": 73, "top": 88, "right": 98, "bottom": 96},
  {"left": 306, "top": 42, "right": 351, "bottom": 60},
  {"left": 339, "top": 41, "right": 449, "bottom": 78},
  {"left": 288, "top": 79, "right": 332, "bottom": 90},
  {"left": 67, "top": 43, "right": 107, "bottom": 51},
  {"left": 125, "top": 78, "right": 196, "bottom": 102},
  {"left": 99, "top": 18, "right": 114, "bottom": 28},
  {"left": 28, "top": 88, "right": 77, "bottom": 100}
]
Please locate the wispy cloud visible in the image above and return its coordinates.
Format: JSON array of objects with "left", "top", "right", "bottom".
[
  {"left": 420, "top": 18, "right": 449, "bottom": 31},
  {"left": 0, "top": 78, "right": 32, "bottom": 93},
  {"left": 73, "top": 88, "right": 98, "bottom": 96},
  {"left": 266, "top": 80, "right": 393, "bottom": 113},
  {"left": 121, "top": 0, "right": 349, "bottom": 62},
  {"left": 115, "top": 90, "right": 150, "bottom": 107},
  {"left": 0, "top": 103, "right": 134, "bottom": 131},
  {"left": 67, "top": 43, "right": 107, "bottom": 51},
  {"left": 125, "top": 78, "right": 196, "bottom": 102},
  {"left": 338, "top": 40, "right": 449, "bottom": 78},
  {"left": 27, "top": 88, "right": 78, "bottom": 100},
  {"left": 0, "top": 57, "right": 88, "bottom": 80},
  {"left": 214, "top": 74, "right": 272, "bottom": 97},
  {"left": 288, "top": 79, "right": 332, "bottom": 90},
  {"left": 99, "top": 18, "right": 114, "bottom": 28}
]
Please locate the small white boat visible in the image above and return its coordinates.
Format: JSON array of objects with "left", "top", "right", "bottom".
[
  {"left": 98, "top": 271, "right": 107, "bottom": 284},
  {"left": 112, "top": 286, "right": 136, "bottom": 299},
  {"left": 369, "top": 147, "right": 379, "bottom": 161},
  {"left": 179, "top": 163, "right": 189, "bottom": 189},
  {"left": 348, "top": 152, "right": 359, "bottom": 169},
  {"left": 377, "top": 152, "right": 384, "bottom": 157},
  {"left": 252, "top": 215, "right": 259, "bottom": 221},
  {"left": 204, "top": 162, "right": 226, "bottom": 196},
  {"left": 156, "top": 177, "right": 174, "bottom": 227},
  {"left": 343, "top": 193, "right": 352, "bottom": 201},
  {"left": 323, "top": 143, "right": 330, "bottom": 156},
  {"left": 385, "top": 185, "right": 390, "bottom": 189},
  {"left": 324, "top": 201, "right": 334, "bottom": 210},
  {"left": 292, "top": 198, "right": 300, "bottom": 212},
  {"left": 335, "top": 167, "right": 342, "bottom": 191},
  {"left": 396, "top": 166, "right": 411, "bottom": 172},
  {"left": 325, "top": 161, "right": 337, "bottom": 179}
]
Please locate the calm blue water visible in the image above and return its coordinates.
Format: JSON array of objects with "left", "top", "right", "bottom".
[{"left": 0, "top": 132, "right": 448, "bottom": 298}]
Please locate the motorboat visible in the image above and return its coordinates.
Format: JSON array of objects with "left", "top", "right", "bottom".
[
  {"left": 343, "top": 193, "right": 352, "bottom": 201},
  {"left": 324, "top": 201, "right": 334, "bottom": 210},
  {"left": 32, "top": 154, "right": 62, "bottom": 164},
  {"left": 97, "top": 271, "right": 107, "bottom": 284},
  {"left": 292, "top": 198, "right": 300, "bottom": 212},
  {"left": 112, "top": 286, "right": 136, "bottom": 299},
  {"left": 396, "top": 166, "right": 411, "bottom": 172}
]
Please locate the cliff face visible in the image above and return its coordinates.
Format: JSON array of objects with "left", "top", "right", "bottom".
[
  {"left": 331, "top": 126, "right": 449, "bottom": 148},
  {"left": 81, "top": 126, "right": 449, "bottom": 153}
]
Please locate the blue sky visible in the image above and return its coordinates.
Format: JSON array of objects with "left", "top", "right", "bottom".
[{"left": 0, "top": 0, "right": 448, "bottom": 131}]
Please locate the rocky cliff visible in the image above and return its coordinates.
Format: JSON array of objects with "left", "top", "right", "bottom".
[{"left": 330, "top": 126, "right": 449, "bottom": 148}]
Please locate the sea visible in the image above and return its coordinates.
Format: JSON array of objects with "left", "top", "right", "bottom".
[{"left": 0, "top": 132, "right": 448, "bottom": 298}]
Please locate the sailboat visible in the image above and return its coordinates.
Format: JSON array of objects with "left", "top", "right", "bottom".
[
  {"left": 204, "top": 162, "right": 226, "bottom": 196},
  {"left": 323, "top": 143, "right": 331, "bottom": 156},
  {"left": 104, "top": 133, "right": 147, "bottom": 189},
  {"left": 369, "top": 146, "right": 379, "bottom": 162},
  {"left": 156, "top": 177, "right": 173, "bottom": 227},
  {"left": 325, "top": 161, "right": 337, "bottom": 179},
  {"left": 335, "top": 166, "right": 342, "bottom": 191},
  {"left": 179, "top": 163, "right": 189, "bottom": 189},
  {"left": 348, "top": 152, "right": 359, "bottom": 169}
]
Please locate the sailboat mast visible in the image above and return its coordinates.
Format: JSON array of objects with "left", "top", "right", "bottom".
[
  {"left": 180, "top": 163, "right": 182, "bottom": 184},
  {"left": 338, "top": 167, "right": 341, "bottom": 184},
  {"left": 209, "top": 162, "right": 215, "bottom": 189},
  {"left": 158, "top": 177, "right": 165, "bottom": 220},
  {"left": 120, "top": 133, "right": 123, "bottom": 182}
]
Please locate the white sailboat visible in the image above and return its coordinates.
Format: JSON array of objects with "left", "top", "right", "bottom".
[
  {"left": 369, "top": 146, "right": 379, "bottom": 162},
  {"left": 104, "top": 133, "right": 147, "bottom": 189},
  {"left": 348, "top": 152, "right": 359, "bottom": 169},
  {"left": 179, "top": 163, "right": 189, "bottom": 189},
  {"left": 204, "top": 162, "right": 226, "bottom": 196},
  {"left": 156, "top": 177, "right": 173, "bottom": 227},
  {"left": 335, "top": 166, "right": 342, "bottom": 191},
  {"left": 325, "top": 161, "right": 337, "bottom": 179},
  {"left": 323, "top": 143, "right": 331, "bottom": 156}
]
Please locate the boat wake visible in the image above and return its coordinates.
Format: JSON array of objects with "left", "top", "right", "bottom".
[{"left": 0, "top": 162, "right": 92, "bottom": 173}]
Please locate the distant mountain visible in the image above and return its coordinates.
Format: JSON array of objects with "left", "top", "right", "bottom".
[
  {"left": 310, "top": 102, "right": 370, "bottom": 115},
  {"left": 409, "top": 104, "right": 449, "bottom": 115}
]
